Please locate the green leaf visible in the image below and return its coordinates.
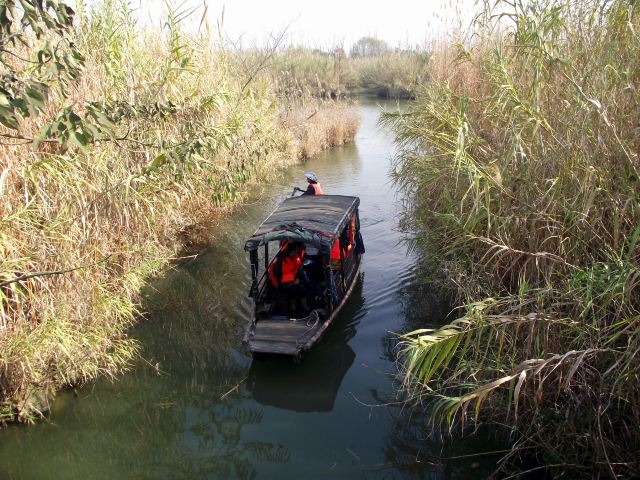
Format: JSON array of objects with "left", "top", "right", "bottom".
[
  {"left": 0, "top": 108, "right": 19, "bottom": 129},
  {"left": 74, "top": 131, "right": 88, "bottom": 146},
  {"left": 148, "top": 153, "right": 167, "bottom": 171},
  {"left": 33, "top": 123, "right": 52, "bottom": 150}
]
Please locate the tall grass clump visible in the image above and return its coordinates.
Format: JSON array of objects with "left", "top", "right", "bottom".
[
  {"left": 352, "top": 50, "right": 431, "bottom": 98},
  {"left": 0, "top": 0, "right": 359, "bottom": 423},
  {"left": 386, "top": 0, "right": 640, "bottom": 477},
  {"left": 279, "top": 98, "right": 361, "bottom": 158},
  {"left": 268, "top": 46, "right": 356, "bottom": 99},
  {"left": 267, "top": 44, "right": 431, "bottom": 99}
]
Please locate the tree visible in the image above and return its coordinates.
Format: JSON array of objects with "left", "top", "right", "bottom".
[
  {"left": 0, "top": 0, "right": 116, "bottom": 148},
  {"left": 0, "top": 0, "right": 81, "bottom": 128},
  {"left": 349, "top": 36, "right": 389, "bottom": 58}
]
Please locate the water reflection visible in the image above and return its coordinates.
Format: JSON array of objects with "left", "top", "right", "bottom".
[
  {"left": 381, "top": 407, "right": 505, "bottom": 480},
  {"left": 247, "top": 343, "right": 355, "bottom": 413},
  {"left": 381, "top": 261, "right": 455, "bottom": 362},
  {"left": 0, "top": 361, "right": 288, "bottom": 480},
  {"left": 117, "top": 239, "right": 293, "bottom": 479},
  {"left": 375, "top": 258, "right": 506, "bottom": 479}
]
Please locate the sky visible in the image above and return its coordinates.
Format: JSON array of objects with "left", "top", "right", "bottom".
[{"left": 136, "top": 0, "right": 475, "bottom": 50}]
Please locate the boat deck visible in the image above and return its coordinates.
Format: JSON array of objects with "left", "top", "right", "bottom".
[{"left": 248, "top": 314, "right": 323, "bottom": 356}]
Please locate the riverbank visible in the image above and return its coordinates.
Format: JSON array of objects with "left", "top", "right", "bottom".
[
  {"left": 0, "top": 1, "right": 359, "bottom": 423},
  {"left": 387, "top": 0, "right": 639, "bottom": 477}
]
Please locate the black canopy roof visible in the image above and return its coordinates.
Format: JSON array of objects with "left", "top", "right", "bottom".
[{"left": 244, "top": 195, "right": 360, "bottom": 252}]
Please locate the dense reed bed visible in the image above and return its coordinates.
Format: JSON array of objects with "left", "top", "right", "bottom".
[
  {"left": 386, "top": 0, "right": 640, "bottom": 477},
  {"left": 268, "top": 46, "right": 431, "bottom": 99},
  {"left": 0, "top": 0, "right": 359, "bottom": 422},
  {"left": 279, "top": 99, "right": 361, "bottom": 158}
]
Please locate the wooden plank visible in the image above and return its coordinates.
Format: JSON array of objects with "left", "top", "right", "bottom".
[
  {"left": 249, "top": 340, "right": 300, "bottom": 356},
  {"left": 249, "top": 317, "right": 323, "bottom": 355},
  {"left": 251, "top": 333, "right": 304, "bottom": 343},
  {"left": 252, "top": 324, "right": 320, "bottom": 343},
  {"left": 254, "top": 326, "right": 315, "bottom": 337},
  {"left": 255, "top": 322, "right": 311, "bottom": 331}
]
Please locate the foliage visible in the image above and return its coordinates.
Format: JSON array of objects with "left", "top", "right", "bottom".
[
  {"left": 386, "top": 0, "right": 640, "bottom": 477},
  {"left": 266, "top": 46, "right": 356, "bottom": 99},
  {"left": 0, "top": 0, "right": 79, "bottom": 129},
  {"left": 0, "top": 0, "right": 124, "bottom": 149},
  {"left": 279, "top": 98, "right": 361, "bottom": 158},
  {"left": 349, "top": 36, "right": 390, "bottom": 58},
  {"left": 353, "top": 50, "right": 430, "bottom": 98}
]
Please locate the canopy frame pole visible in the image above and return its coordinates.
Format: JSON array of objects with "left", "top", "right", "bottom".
[
  {"left": 339, "top": 238, "right": 347, "bottom": 293},
  {"left": 249, "top": 249, "right": 259, "bottom": 299},
  {"left": 324, "top": 255, "right": 334, "bottom": 313}
]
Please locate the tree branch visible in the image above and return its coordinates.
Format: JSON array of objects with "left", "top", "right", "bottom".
[{"left": 0, "top": 254, "right": 113, "bottom": 288}]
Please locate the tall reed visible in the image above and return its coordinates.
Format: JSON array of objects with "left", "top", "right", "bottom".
[{"left": 386, "top": 0, "right": 640, "bottom": 477}]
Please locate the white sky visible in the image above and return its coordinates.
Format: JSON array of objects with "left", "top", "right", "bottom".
[{"left": 136, "top": 0, "right": 475, "bottom": 50}]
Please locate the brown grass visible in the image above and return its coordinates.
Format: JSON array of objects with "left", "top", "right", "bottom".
[{"left": 280, "top": 99, "right": 361, "bottom": 158}]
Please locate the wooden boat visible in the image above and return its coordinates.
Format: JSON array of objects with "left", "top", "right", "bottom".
[{"left": 243, "top": 195, "right": 364, "bottom": 360}]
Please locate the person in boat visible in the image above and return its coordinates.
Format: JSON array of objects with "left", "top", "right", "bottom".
[
  {"left": 294, "top": 172, "right": 324, "bottom": 196},
  {"left": 268, "top": 242, "right": 310, "bottom": 313},
  {"left": 330, "top": 213, "right": 357, "bottom": 268}
]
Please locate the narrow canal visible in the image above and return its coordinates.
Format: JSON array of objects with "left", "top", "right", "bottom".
[{"left": 0, "top": 100, "right": 502, "bottom": 479}]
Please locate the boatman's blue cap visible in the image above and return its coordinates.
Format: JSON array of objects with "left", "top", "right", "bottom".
[{"left": 304, "top": 172, "right": 319, "bottom": 183}]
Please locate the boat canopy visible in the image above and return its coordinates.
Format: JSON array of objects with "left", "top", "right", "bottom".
[{"left": 244, "top": 195, "right": 360, "bottom": 252}]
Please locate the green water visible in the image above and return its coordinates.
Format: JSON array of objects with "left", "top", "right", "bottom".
[{"left": 0, "top": 100, "right": 504, "bottom": 479}]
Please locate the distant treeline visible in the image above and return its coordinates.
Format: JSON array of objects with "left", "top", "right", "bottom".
[{"left": 261, "top": 38, "right": 431, "bottom": 99}]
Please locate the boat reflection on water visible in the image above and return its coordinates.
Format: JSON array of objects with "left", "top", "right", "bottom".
[
  {"left": 246, "top": 342, "right": 355, "bottom": 412},
  {"left": 246, "top": 274, "right": 365, "bottom": 413}
]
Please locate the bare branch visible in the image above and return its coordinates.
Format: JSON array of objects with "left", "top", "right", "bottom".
[{"left": 0, "top": 254, "right": 113, "bottom": 288}]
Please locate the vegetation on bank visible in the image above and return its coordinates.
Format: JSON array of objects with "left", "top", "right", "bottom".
[
  {"left": 267, "top": 44, "right": 431, "bottom": 99},
  {"left": 0, "top": 0, "right": 359, "bottom": 422},
  {"left": 387, "top": 0, "right": 640, "bottom": 477}
]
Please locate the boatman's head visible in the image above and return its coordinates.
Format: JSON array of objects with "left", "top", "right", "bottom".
[{"left": 304, "top": 172, "right": 319, "bottom": 184}]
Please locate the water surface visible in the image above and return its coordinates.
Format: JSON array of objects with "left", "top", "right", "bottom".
[{"left": 0, "top": 100, "right": 502, "bottom": 479}]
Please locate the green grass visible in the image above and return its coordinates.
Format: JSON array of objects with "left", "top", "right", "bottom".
[{"left": 386, "top": 0, "right": 640, "bottom": 477}]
